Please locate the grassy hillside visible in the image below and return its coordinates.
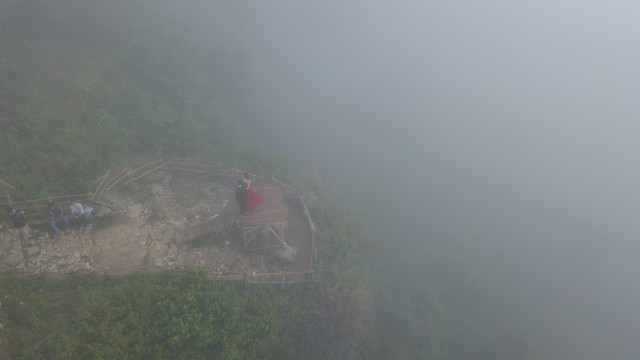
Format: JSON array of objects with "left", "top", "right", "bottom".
[
  {"left": 0, "top": 2, "right": 372, "bottom": 359},
  {"left": 0, "top": 0, "right": 245, "bottom": 199}
]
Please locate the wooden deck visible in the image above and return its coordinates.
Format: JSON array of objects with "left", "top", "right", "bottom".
[
  {"left": 224, "top": 186, "right": 287, "bottom": 223},
  {"left": 224, "top": 185, "right": 289, "bottom": 248},
  {"left": 178, "top": 185, "right": 290, "bottom": 248}
]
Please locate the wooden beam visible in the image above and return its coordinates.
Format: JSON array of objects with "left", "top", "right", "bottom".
[
  {"left": 266, "top": 223, "right": 285, "bottom": 245},
  {"left": 4, "top": 183, "right": 12, "bottom": 205},
  {"left": 117, "top": 163, "right": 166, "bottom": 189},
  {"left": 11, "top": 193, "right": 92, "bottom": 205},
  {"left": 104, "top": 168, "right": 129, "bottom": 191},
  {"left": 298, "top": 193, "right": 316, "bottom": 232},
  {"left": 92, "top": 170, "right": 110, "bottom": 200},
  {"left": 0, "top": 177, "right": 14, "bottom": 189}
]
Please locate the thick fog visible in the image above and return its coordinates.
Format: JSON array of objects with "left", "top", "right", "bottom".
[{"left": 175, "top": 1, "right": 640, "bottom": 359}]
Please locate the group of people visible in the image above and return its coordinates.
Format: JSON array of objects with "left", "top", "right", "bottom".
[
  {"left": 7, "top": 200, "right": 92, "bottom": 247},
  {"left": 48, "top": 200, "right": 92, "bottom": 234},
  {"left": 7, "top": 172, "right": 260, "bottom": 248},
  {"left": 235, "top": 172, "right": 263, "bottom": 214}
]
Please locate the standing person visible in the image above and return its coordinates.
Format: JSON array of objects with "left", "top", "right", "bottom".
[
  {"left": 69, "top": 200, "right": 91, "bottom": 232},
  {"left": 47, "top": 202, "right": 69, "bottom": 235},
  {"left": 7, "top": 206, "right": 33, "bottom": 246},
  {"left": 242, "top": 172, "right": 263, "bottom": 212},
  {"left": 235, "top": 178, "right": 247, "bottom": 214}
]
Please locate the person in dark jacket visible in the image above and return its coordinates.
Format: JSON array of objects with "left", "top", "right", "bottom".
[
  {"left": 235, "top": 178, "right": 247, "bottom": 214},
  {"left": 7, "top": 206, "right": 33, "bottom": 246},
  {"left": 47, "top": 202, "right": 69, "bottom": 235}
]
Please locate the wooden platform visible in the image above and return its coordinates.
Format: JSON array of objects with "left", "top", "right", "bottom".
[{"left": 224, "top": 185, "right": 289, "bottom": 248}]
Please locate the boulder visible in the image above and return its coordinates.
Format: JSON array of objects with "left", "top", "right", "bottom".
[{"left": 276, "top": 244, "right": 297, "bottom": 263}]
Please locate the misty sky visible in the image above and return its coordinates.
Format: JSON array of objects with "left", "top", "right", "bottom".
[{"left": 180, "top": 1, "right": 640, "bottom": 359}]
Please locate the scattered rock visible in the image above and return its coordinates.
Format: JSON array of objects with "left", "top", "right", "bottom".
[
  {"left": 25, "top": 246, "right": 39, "bottom": 257},
  {"left": 276, "top": 245, "right": 298, "bottom": 263}
]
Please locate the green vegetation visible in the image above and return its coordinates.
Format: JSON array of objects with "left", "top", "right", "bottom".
[
  {"left": 0, "top": 1, "right": 534, "bottom": 359},
  {"left": 0, "top": 269, "right": 312, "bottom": 359},
  {"left": 0, "top": 0, "right": 243, "bottom": 199}
]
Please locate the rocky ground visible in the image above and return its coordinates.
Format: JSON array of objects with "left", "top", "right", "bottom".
[{"left": 0, "top": 171, "right": 308, "bottom": 278}]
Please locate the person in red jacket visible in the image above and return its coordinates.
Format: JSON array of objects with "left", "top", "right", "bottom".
[{"left": 243, "top": 172, "right": 263, "bottom": 212}]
